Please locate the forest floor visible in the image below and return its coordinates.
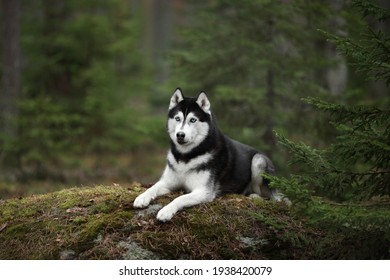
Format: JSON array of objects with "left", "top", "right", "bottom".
[{"left": 0, "top": 183, "right": 387, "bottom": 259}]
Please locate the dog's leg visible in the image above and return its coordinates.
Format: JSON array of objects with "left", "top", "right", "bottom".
[
  {"left": 134, "top": 167, "right": 178, "bottom": 208},
  {"left": 250, "top": 154, "right": 269, "bottom": 197},
  {"left": 133, "top": 180, "right": 172, "bottom": 208},
  {"left": 250, "top": 154, "right": 291, "bottom": 204},
  {"left": 250, "top": 154, "right": 279, "bottom": 199},
  {"left": 156, "top": 188, "right": 216, "bottom": 222}
]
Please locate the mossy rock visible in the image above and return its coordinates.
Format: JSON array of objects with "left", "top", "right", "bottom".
[{"left": 0, "top": 183, "right": 385, "bottom": 259}]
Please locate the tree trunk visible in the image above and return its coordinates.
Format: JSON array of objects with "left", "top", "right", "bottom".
[
  {"left": 263, "top": 18, "right": 276, "bottom": 158},
  {"left": 1, "top": 0, "right": 21, "bottom": 140},
  {"left": 264, "top": 67, "right": 276, "bottom": 158},
  {"left": 142, "top": 0, "right": 173, "bottom": 85}
]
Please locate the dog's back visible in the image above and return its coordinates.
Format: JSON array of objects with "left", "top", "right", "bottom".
[{"left": 204, "top": 130, "right": 275, "bottom": 197}]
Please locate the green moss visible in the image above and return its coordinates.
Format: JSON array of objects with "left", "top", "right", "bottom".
[
  {"left": 0, "top": 184, "right": 138, "bottom": 259},
  {"left": 1, "top": 184, "right": 388, "bottom": 259}
]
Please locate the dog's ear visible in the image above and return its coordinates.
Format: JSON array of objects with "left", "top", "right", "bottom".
[
  {"left": 196, "top": 92, "right": 211, "bottom": 114},
  {"left": 169, "top": 88, "right": 184, "bottom": 110}
]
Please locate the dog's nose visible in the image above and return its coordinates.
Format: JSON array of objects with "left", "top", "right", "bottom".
[{"left": 176, "top": 132, "right": 185, "bottom": 141}]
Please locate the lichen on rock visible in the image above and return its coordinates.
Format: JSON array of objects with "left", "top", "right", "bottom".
[{"left": 117, "top": 238, "right": 160, "bottom": 260}]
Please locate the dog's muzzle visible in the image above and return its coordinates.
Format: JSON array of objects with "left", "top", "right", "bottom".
[{"left": 176, "top": 132, "right": 187, "bottom": 144}]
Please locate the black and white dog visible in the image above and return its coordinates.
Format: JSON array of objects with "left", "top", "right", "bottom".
[{"left": 134, "top": 89, "right": 285, "bottom": 222}]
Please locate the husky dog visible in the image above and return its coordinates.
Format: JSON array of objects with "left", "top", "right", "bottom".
[{"left": 133, "top": 88, "right": 285, "bottom": 222}]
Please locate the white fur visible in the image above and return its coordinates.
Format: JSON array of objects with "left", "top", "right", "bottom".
[
  {"left": 134, "top": 90, "right": 215, "bottom": 222},
  {"left": 196, "top": 92, "right": 211, "bottom": 114},
  {"left": 169, "top": 88, "right": 184, "bottom": 110},
  {"left": 166, "top": 151, "right": 212, "bottom": 180},
  {"left": 249, "top": 154, "right": 290, "bottom": 204},
  {"left": 248, "top": 154, "right": 267, "bottom": 196},
  {"left": 167, "top": 111, "right": 209, "bottom": 154},
  {"left": 133, "top": 89, "right": 288, "bottom": 222},
  {"left": 133, "top": 152, "right": 216, "bottom": 222}
]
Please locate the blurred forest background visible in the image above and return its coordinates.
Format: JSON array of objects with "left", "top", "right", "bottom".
[{"left": 0, "top": 0, "right": 389, "bottom": 199}]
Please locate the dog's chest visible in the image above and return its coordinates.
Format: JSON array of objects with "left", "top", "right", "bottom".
[
  {"left": 167, "top": 151, "right": 211, "bottom": 174},
  {"left": 166, "top": 151, "right": 212, "bottom": 190}
]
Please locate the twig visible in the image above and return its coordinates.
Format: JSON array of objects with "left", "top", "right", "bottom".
[{"left": 0, "top": 223, "right": 8, "bottom": 233}]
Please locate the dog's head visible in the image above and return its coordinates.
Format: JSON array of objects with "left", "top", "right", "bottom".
[{"left": 167, "top": 88, "right": 212, "bottom": 153}]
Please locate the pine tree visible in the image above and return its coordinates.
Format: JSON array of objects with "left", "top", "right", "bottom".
[
  {"left": 170, "top": 0, "right": 335, "bottom": 164},
  {"left": 1, "top": 1, "right": 152, "bottom": 176},
  {"left": 271, "top": 0, "right": 390, "bottom": 258}
]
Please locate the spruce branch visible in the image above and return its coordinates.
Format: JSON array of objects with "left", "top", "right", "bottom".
[{"left": 352, "top": 0, "right": 390, "bottom": 21}]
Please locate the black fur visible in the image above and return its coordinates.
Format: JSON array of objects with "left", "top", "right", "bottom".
[{"left": 168, "top": 95, "right": 274, "bottom": 196}]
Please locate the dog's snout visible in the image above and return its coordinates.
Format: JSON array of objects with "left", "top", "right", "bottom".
[
  {"left": 176, "top": 132, "right": 187, "bottom": 144},
  {"left": 176, "top": 132, "right": 185, "bottom": 140}
]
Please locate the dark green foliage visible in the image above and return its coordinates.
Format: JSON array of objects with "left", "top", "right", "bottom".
[
  {"left": 324, "top": 0, "right": 390, "bottom": 85},
  {"left": 21, "top": 0, "right": 149, "bottom": 153},
  {"left": 324, "top": 30, "right": 390, "bottom": 85},
  {"left": 271, "top": 0, "right": 390, "bottom": 258},
  {"left": 170, "top": 0, "right": 334, "bottom": 162},
  {"left": 1, "top": 1, "right": 156, "bottom": 176},
  {"left": 17, "top": 96, "right": 83, "bottom": 172},
  {"left": 277, "top": 98, "right": 390, "bottom": 201},
  {"left": 352, "top": 0, "right": 390, "bottom": 21}
]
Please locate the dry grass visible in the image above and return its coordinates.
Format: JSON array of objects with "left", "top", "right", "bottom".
[{"left": 0, "top": 183, "right": 385, "bottom": 259}]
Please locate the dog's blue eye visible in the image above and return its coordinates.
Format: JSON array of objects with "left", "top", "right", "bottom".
[
  {"left": 190, "top": 118, "right": 197, "bottom": 123},
  {"left": 175, "top": 117, "right": 181, "bottom": 122}
]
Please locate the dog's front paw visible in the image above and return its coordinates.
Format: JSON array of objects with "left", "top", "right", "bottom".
[
  {"left": 156, "top": 205, "right": 177, "bottom": 222},
  {"left": 133, "top": 193, "right": 152, "bottom": 208}
]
